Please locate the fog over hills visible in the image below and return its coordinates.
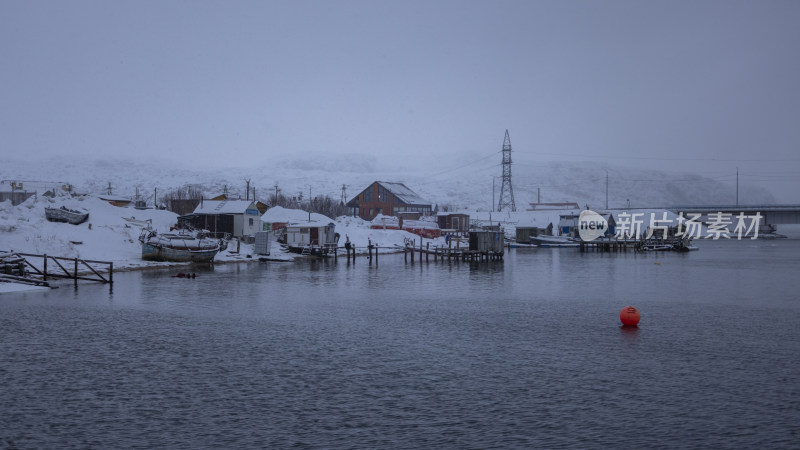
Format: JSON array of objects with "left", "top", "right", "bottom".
[{"left": 2, "top": 153, "right": 775, "bottom": 212}]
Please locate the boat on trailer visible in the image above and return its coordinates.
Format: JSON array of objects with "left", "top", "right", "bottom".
[
  {"left": 44, "top": 206, "right": 89, "bottom": 225},
  {"left": 139, "top": 230, "right": 226, "bottom": 263}
]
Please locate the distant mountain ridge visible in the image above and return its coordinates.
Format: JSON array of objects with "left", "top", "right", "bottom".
[{"left": 2, "top": 154, "right": 775, "bottom": 211}]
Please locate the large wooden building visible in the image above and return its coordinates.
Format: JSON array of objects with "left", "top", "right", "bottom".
[{"left": 346, "top": 182, "right": 432, "bottom": 221}]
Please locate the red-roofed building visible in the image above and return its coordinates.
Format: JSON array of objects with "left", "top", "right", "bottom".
[{"left": 346, "top": 181, "right": 432, "bottom": 221}]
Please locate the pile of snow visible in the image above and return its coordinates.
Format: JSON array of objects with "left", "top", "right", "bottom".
[
  {"left": 335, "top": 215, "right": 441, "bottom": 250},
  {"left": 263, "top": 206, "right": 446, "bottom": 250},
  {"left": 370, "top": 214, "right": 400, "bottom": 229}
]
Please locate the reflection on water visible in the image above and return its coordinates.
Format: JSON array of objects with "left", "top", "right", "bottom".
[{"left": 1, "top": 240, "right": 799, "bottom": 448}]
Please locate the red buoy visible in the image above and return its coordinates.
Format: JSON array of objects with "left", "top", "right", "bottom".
[{"left": 620, "top": 306, "right": 641, "bottom": 326}]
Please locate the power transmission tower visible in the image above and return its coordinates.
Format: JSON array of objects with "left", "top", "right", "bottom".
[
  {"left": 340, "top": 184, "right": 348, "bottom": 205},
  {"left": 496, "top": 129, "right": 516, "bottom": 212}
]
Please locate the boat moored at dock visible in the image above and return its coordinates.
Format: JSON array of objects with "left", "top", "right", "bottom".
[{"left": 530, "top": 235, "right": 580, "bottom": 248}]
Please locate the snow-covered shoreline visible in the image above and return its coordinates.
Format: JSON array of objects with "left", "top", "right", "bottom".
[{"left": 0, "top": 194, "right": 446, "bottom": 293}]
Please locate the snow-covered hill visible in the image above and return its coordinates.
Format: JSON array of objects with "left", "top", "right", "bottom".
[{"left": 1, "top": 153, "right": 776, "bottom": 211}]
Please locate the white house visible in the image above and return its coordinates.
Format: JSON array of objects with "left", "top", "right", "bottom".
[
  {"left": 284, "top": 220, "right": 339, "bottom": 256},
  {"left": 189, "top": 200, "right": 261, "bottom": 238}
]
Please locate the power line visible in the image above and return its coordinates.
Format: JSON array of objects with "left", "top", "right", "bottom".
[{"left": 514, "top": 151, "right": 800, "bottom": 163}]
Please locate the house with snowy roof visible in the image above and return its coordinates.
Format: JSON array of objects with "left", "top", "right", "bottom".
[
  {"left": 346, "top": 181, "right": 432, "bottom": 221},
  {"left": 183, "top": 199, "right": 260, "bottom": 238}
]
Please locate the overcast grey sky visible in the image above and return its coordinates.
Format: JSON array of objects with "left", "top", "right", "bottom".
[{"left": 2, "top": 0, "right": 799, "bottom": 198}]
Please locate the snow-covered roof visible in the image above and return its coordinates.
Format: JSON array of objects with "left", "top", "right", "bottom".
[
  {"left": 261, "top": 206, "right": 332, "bottom": 223},
  {"left": 378, "top": 182, "right": 430, "bottom": 206},
  {"left": 193, "top": 200, "right": 256, "bottom": 215}
]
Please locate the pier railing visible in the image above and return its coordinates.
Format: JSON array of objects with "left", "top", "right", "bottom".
[{"left": 16, "top": 253, "right": 113, "bottom": 284}]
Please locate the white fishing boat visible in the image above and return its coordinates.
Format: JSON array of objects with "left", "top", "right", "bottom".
[
  {"left": 139, "top": 230, "right": 226, "bottom": 263},
  {"left": 44, "top": 206, "right": 89, "bottom": 225},
  {"left": 641, "top": 243, "right": 674, "bottom": 251},
  {"left": 530, "top": 235, "right": 579, "bottom": 248}
]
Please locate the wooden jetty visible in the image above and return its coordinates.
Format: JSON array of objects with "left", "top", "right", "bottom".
[
  {"left": 332, "top": 234, "right": 504, "bottom": 266},
  {"left": 405, "top": 229, "right": 504, "bottom": 263},
  {"left": 577, "top": 237, "right": 694, "bottom": 252}
]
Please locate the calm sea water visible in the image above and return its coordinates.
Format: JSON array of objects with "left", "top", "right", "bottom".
[{"left": 2, "top": 239, "right": 799, "bottom": 449}]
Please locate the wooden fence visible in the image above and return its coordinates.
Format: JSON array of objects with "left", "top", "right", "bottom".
[{"left": 16, "top": 253, "right": 113, "bottom": 284}]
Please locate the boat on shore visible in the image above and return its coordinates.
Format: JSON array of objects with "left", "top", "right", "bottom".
[
  {"left": 139, "top": 230, "right": 226, "bottom": 263},
  {"left": 530, "top": 235, "right": 580, "bottom": 248},
  {"left": 44, "top": 206, "right": 89, "bottom": 225}
]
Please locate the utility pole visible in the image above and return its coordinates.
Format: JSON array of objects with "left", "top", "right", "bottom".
[
  {"left": 605, "top": 170, "right": 609, "bottom": 210},
  {"left": 736, "top": 167, "right": 739, "bottom": 206},
  {"left": 244, "top": 178, "right": 251, "bottom": 201},
  {"left": 496, "top": 129, "right": 516, "bottom": 212}
]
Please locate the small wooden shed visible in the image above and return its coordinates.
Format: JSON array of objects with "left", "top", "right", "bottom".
[{"left": 469, "top": 230, "right": 504, "bottom": 253}]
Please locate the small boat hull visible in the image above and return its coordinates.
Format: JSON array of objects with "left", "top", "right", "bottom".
[
  {"left": 45, "top": 207, "right": 89, "bottom": 225},
  {"left": 141, "top": 242, "right": 219, "bottom": 263},
  {"left": 530, "top": 236, "right": 579, "bottom": 248},
  {"left": 139, "top": 230, "right": 222, "bottom": 263}
]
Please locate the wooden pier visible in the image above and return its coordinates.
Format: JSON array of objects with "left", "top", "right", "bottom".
[
  {"left": 579, "top": 238, "right": 639, "bottom": 252},
  {"left": 405, "top": 244, "right": 503, "bottom": 262},
  {"left": 578, "top": 237, "right": 693, "bottom": 252},
  {"left": 332, "top": 241, "right": 503, "bottom": 265}
]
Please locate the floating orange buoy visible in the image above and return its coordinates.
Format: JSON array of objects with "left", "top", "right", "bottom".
[{"left": 620, "top": 306, "right": 641, "bottom": 326}]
